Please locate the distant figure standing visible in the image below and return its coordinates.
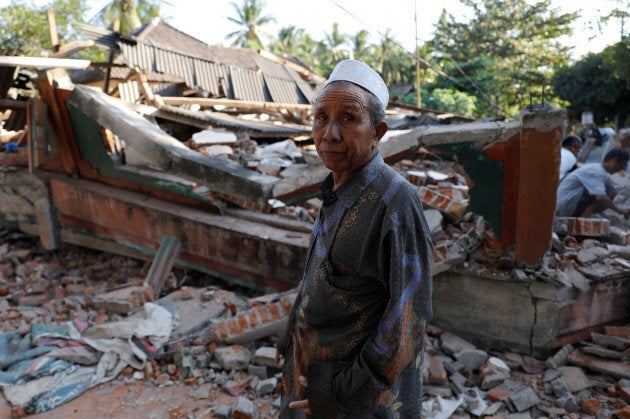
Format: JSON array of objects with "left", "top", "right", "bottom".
[
  {"left": 559, "top": 135, "right": 582, "bottom": 180},
  {"left": 556, "top": 147, "right": 630, "bottom": 218}
]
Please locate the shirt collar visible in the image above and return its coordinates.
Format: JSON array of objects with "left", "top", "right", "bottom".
[{"left": 321, "top": 153, "right": 383, "bottom": 208}]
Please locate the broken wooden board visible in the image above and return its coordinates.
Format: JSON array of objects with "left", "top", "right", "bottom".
[
  {"left": 568, "top": 349, "right": 630, "bottom": 379},
  {"left": 49, "top": 175, "right": 309, "bottom": 292},
  {"left": 67, "top": 85, "right": 279, "bottom": 205}
]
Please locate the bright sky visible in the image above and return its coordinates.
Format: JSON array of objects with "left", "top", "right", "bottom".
[
  {"left": 153, "top": 0, "right": 624, "bottom": 60},
  {"left": 0, "top": 0, "right": 624, "bottom": 60}
]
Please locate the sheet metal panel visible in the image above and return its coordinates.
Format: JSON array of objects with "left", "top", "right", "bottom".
[
  {"left": 253, "top": 57, "right": 291, "bottom": 80},
  {"left": 286, "top": 67, "right": 320, "bottom": 103},
  {"left": 229, "top": 67, "right": 268, "bottom": 103},
  {"left": 118, "top": 81, "right": 140, "bottom": 103},
  {"left": 263, "top": 75, "right": 304, "bottom": 105},
  {"left": 74, "top": 22, "right": 120, "bottom": 51}
]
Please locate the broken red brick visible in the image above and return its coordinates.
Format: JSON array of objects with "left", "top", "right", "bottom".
[
  {"left": 487, "top": 386, "right": 514, "bottom": 402},
  {"left": 238, "top": 314, "right": 248, "bottom": 331},
  {"left": 554, "top": 217, "right": 610, "bottom": 237},
  {"left": 259, "top": 307, "right": 271, "bottom": 324},
  {"left": 248, "top": 310, "right": 259, "bottom": 327},
  {"left": 183, "top": 377, "right": 197, "bottom": 386},
  {"left": 427, "top": 355, "right": 448, "bottom": 384},
  {"left": 228, "top": 318, "right": 242, "bottom": 335},
  {"left": 18, "top": 294, "right": 48, "bottom": 307},
  {"left": 269, "top": 303, "right": 280, "bottom": 320},
  {"left": 617, "top": 406, "right": 630, "bottom": 419},
  {"left": 583, "top": 398, "right": 602, "bottom": 414}
]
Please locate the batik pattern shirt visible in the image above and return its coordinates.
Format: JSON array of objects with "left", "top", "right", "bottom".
[{"left": 278, "top": 154, "right": 433, "bottom": 418}]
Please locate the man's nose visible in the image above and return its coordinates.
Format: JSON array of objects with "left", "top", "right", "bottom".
[{"left": 321, "top": 121, "right": 340, "bottom": 142}]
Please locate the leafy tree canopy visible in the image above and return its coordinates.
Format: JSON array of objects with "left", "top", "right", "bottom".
[
  {"left": 0, "top": 0, "right": 88, "bottom": 55},
  {"left": 552, "top": 52, "right": 630, "bottom": 126},
  {"left": 428, "top": 0, "right": 576, "bottom": 117}
]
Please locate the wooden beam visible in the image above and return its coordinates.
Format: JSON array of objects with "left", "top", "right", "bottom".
[
  {"left": 0, "top": 55, "right": 90, "bottom": 69},
  {"left": 47, "top": 8, "right": 60, "bottom": 52},
  {"left": 132, "top": 67, "right": 164, "bottom": 107},
  {"left": 160, "top": 96, "right": 312, "bottom": 113},
  {"left": 0, "top": 99, "right": 27, "bottom": 110},
  {"left": 51, "top": 40, "right": 95, "bottom": 58}
]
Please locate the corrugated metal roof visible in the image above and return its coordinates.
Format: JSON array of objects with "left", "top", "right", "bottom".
[
  {"left": 229, "top": 66, "right": 268, "bottom": 103},
  {"left": 76, "top": 20, "right": 323, "bottom": 105},
  {"left": 263, "top": 74, "right": 305, "bottom": 104},
  {"left": 74, "top": 22, "right": 120, "bottom": 51},
  {"left": 253, "top": 56, "right": 291, "bottom": 80}
]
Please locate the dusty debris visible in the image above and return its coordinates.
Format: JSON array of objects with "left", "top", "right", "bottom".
[{"left": 0, "top": 227, "right": 629, "bottom": 418}]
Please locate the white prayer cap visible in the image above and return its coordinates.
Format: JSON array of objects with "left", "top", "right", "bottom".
[{"left": 324, "top": 59, "right": 389, "bottom": 111}]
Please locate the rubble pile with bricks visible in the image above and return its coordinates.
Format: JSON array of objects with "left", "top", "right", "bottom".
[{"left": 1, "top": 227, "right": 630, "bottom": 418}]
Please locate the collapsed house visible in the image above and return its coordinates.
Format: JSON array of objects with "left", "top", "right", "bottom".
[{"left": 1, "top": 19, "right": 629, "bottom": 365}]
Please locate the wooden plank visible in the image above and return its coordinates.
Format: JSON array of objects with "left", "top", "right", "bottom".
[
  {"left": 35, "top": 197, "right": 60, "bottom": 250},
  {"left": 0, "top": 55, "right": 90, "bottom": 69},
  {"left": 605, "top": 326, "right": 630, "bottom": 340},
  {"left": 36, "top": 73, "right": 77, "bottom": 175},
  {"left": 0, "top": 99, "right": 27, "bottom": 110},
  {"left": 50, "top": 176, "right": 309, "bottom": 291},
  {"left": 68, "top": 85, "right": 278, "bottom": 204},
  {"left": 568, "top": 349, "right": 630, "bottom": 379},
  {"left": 160, "top": 96, "right": 312, "bottom": 112},
  {"left": 144, "top": 235, "right": 181, "bottom": 298}
]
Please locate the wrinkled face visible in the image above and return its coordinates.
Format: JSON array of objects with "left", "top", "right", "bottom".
[{"left": 312, "top": 82, "right": 382, "bottom": 185}]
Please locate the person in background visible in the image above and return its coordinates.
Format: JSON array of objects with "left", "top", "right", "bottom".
[
  {"left": 277, "top": 59, "right": 433, "bottom": 418},
  {"left": 556, "top": 147, "right": 630, "bottom": 218},
  {"left": 559, "top": 134, "right": 582, "bottom": 180}
]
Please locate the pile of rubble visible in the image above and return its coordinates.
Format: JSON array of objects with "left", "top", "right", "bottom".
[{"left": 1, "top": 226, "right": 629, "bottom": 418}]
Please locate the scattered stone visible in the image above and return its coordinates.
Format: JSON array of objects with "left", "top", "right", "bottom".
[
  {"left": 558, "top": 366, "right": 593, "bottom": 393},
  {"left": 506, "top": 387, "right": 540, "bottom": 412},
  {"left": 232, "top": 396, "right": 254, "bottom": 419},
  {"left": 440, "top": 331, "right": 476, "bottom": 355},
  {"left": 255, "top": 377, "right": 278, "bottom": 396},
  {"left": 214, "top": 345, "right": 252, "bottom": 371},
  {"left": 251, "top": 346, "right": 282, "bottom": 368}
]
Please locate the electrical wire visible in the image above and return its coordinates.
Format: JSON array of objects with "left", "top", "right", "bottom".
[{"left": 327, "top": 0, "right": 505, "bottom": 115}]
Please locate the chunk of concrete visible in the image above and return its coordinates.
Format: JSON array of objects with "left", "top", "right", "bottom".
[{"left": 213, "top": 345, "right": 251, "bottom": 371}]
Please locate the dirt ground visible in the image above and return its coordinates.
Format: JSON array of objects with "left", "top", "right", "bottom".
[{"left": 0, "top": 379, "right": 277, "bottom": 418}]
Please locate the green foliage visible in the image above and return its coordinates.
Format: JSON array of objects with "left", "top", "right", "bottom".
[
  {"left": 0, "top": 0, "right": 88, "bottom": 55},
  {"left": 601, "top": 37, "right": 630, "bottom": 86},
  {"left": 428, "top": 0, "right": 575, "bottom": 117},
  {"left": 226, "top": 0, "right": 275, "bottom": 49},
  {"left": 552, "top": 52, "right": 630, "bottom": 126},
  {"left": 92, "top": 0, "right": 162, "bottom": 34},
  {"left": 402, "top": 87, "right": 477, "bottom": 117}
]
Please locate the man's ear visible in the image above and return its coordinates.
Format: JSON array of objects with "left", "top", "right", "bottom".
[{"left": 375, "top": 121, "right": 388, "bottom": 141}]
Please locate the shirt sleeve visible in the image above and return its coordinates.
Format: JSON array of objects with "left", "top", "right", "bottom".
[
  {"left": 579, "top": 168, "right": 608, "bottom": 196},
  {"left": 306, "top": 184, "right": 433, "bottom": 415}
]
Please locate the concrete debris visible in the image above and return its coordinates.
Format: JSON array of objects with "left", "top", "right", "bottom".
[{"left": 0, "top": 179, "right": 629, "bottom": 418}]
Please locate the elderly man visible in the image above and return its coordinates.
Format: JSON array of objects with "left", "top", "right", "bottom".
[
  {"left": 556, "top": 147, "right": 630, "bottom": 218},
  {"left": 277, "top": 59, "right": 433, "bottom": 418}
]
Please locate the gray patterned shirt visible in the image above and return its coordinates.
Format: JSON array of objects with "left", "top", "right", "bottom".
[{"left": 279, "top": 153, "right": 433, "bottom": 418}]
